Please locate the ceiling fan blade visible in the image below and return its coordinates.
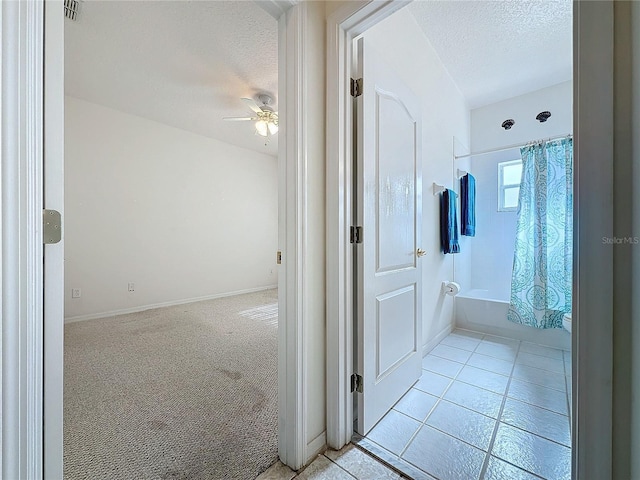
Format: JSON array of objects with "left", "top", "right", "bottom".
[
  {"left": 222, "top": 116, "right": 256, "bottom": 121},
  {"left": 241, "top": 97, "right": 263, "bottom": 114}
]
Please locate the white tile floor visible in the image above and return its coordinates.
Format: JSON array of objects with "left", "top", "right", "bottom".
[{"left": 358, "top": 329, "right": 572, "bottom": 480}]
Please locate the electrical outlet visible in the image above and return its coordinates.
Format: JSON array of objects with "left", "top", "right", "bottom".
[
  {"left": 71, "top": 288, "right": 81, "bottom": 298},
  {"left": 128, "top": 282, "right": 135, "bottom": 292}
]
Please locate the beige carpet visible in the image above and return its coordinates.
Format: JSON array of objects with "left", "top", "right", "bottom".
[{"left": 64, "top": 289, "right": 278, "bottom": 480}]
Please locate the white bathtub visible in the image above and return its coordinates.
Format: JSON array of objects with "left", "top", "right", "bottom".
[{"left": 454, "top": 289, "right": 570, "bottom": 350}]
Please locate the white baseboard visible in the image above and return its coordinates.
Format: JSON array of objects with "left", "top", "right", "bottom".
[
  {"left": 306, "top": 431, "right": 327, "bottom": 465},
  {"left": 64, "top": 285, "right": 278, "bottom": 324},
  {"left": 422, "top": 323, "right": 454, "bottom": 357}
]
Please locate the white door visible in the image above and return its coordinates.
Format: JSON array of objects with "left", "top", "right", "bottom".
[{"left": 355, "top": 38, "right": 423, "bottom": 435}]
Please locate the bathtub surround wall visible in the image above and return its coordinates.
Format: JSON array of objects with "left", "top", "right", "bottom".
[
  {"left": 456, "top": 290, "right": 570, "bottom": 350},
  {"left": 460, "top": 82, "right": 573, "bottom": 298},
  {"left": 363, "top": 8, "right": 470, "bottom": 352},
  {"left": 64, "top": 96, "right": 278, "bottom": 321}
]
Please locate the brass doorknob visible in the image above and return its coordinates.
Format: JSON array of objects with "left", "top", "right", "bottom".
[{"left": 417, "top": 248, "right": 426, "bottom": 257}]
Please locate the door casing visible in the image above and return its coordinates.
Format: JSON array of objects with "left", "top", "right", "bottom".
[{"left": 1, "top": 1, "right": 46, "bottom": 478}]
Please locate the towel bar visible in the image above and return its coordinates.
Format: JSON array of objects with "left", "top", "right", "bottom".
[{"left": 433, "top": 182, "right": 446, "bottom": 195}]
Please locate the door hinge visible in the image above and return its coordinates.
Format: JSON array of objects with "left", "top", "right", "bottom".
[
  {"left": 350, "top": 226, "right": 363, "bottom": 244},
  {"left": 351, "top": 373, "right": 363, "bottom": 393},
  {"left": 276, "top": 251, "right": 282, "bottom": 264},
  {"left": 43, "top": 209, "right": 62, "bottom": 244},
  {"left": 350, "top": 77, "right": 363, "bottom": 97}
]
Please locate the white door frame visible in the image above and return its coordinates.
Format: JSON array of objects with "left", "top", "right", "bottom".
[
  {"left": 1, "top": 1, "right": 46, "bottom": 478},
  {"left": 325, "top": 1, "right": 615, "bottom": 478},
  {"left": 276, "top": 0, "right": 312, "bottom": 469},
  {"left": 572, "top": 2, "right": 614, "bottom": 477},
  {"left": 325, "top": 0, "right": 412, "bottom": 449}
]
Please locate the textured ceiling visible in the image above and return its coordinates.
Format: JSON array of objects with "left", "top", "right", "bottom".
[
  {"left": 66, "top": 1, "right": 572, "bottom": 153},
  {"left": 65, "top": 1, "right": 278, "bottom": 155},
  {"left": 408, "top": 0, "right": 572, "bottom": 109}
]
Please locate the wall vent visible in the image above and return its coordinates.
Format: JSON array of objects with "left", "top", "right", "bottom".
[
  {"left": 501, "top": 119, "right": 515, "bottom": 130},
  {"left": 64, "top": 0, "right": 80, "bottom": 21},
  {"left": 536, "top": 111, "right": 552, "bottom": 123}
]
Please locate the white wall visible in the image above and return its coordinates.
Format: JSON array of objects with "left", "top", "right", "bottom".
[
  {"left": 461, "top": 82, "right": 573, "bottom": 297},
  {"left": 363, "top": 7, "right": 471, "bottom": 351},
  {"left": 471, "top": 81, "right": 573, "bottom": 153},
  {"left": 64, "top": 96, "right": 278, "bottom": 320}
]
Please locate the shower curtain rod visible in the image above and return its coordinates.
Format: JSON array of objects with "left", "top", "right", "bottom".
[{"left": 454, "top": 133, "right": 572, "bottom": 160}]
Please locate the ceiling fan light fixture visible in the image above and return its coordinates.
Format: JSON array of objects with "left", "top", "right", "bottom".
[
  {"left": 255, "top": 120, "right": 268, "bottom": 137},
  {"left": 225, "top": 94, "right": 278, "bottom": 141}
]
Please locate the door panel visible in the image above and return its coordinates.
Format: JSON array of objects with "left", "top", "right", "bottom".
[
  {"left": 376, "top": 286, "right": 417, "bottom": 378},
  {"left": 377, "top": 92, "right": 417, "bottom": 273},
  {"left": 356, "top": 38, "right": 423, "bottom": 435}
]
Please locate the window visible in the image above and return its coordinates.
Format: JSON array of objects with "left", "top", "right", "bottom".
[{"left": 498, "top": 159, "right": 523, "bottom": 211}]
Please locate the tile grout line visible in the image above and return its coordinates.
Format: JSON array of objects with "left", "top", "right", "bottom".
[
  {"left": 519, "top": 345, "right": 567, "bottom": 360},
  {"left": 361, "top": 331, "right": 568, "bottom": 480},
  {"left": 477, "top": 338, "right": 522, "bottom": 480},
  {"left": 432, "top": 335, "right": 568, "bottom": 411},
  {"left": 320, "top": 453, "right": 358, "bottom": 479},
  {"left": 351, "top": 441, "right": 420, "bottom": 479},
  {"left": 394, "top": 331, "right": 487, "bottom": 476},
  {"left": 432, "top": 331, "right": 533, "bottom": 477},
  {"left": 420, "top": 331, "right": 570, "bottom": 479},
  {"left": 355, "top": 435, "right": 435, "bottom": 480},
  {"left": 394, "top": 331, "right": 489, "bottom": 479},
  {"left": 430, "top": 335, "right": 519, "bottom": 399},
  {"left": 433, "top": 338, "right": 524, "bottom": 371},
  {"left": 363, "top": 386, "right": 442, "bottom": 477},
  {"left": 503, "top": 394, "right": 571, "bottom": 420}
]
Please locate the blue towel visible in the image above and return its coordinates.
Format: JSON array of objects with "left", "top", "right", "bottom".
[
  {"left": 440, "top": 189, "right": 461, "bottom": 254},
  {"left": 460, "top": 173, "right": 476, "bottom": 236}
]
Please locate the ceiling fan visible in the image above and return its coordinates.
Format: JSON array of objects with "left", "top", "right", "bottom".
[{"left": 223, "top": 94, "right": 279, "bottom": 140}]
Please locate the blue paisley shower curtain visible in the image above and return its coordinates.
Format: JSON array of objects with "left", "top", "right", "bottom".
[{"left": 507, "top": 138, "right": 573, "bottom": 329}]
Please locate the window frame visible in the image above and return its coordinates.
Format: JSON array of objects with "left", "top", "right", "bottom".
[{"left": 497, "top": 159, "right": 523, "bottom": 212}]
